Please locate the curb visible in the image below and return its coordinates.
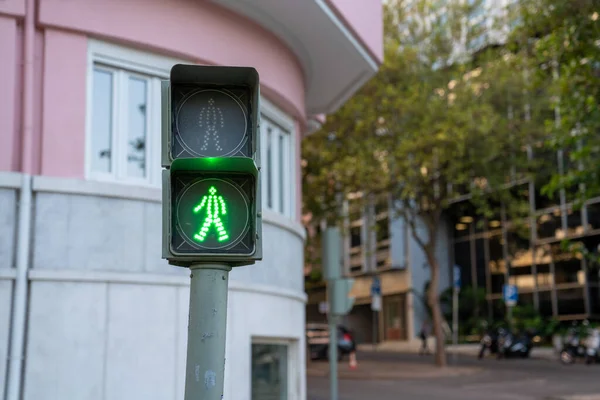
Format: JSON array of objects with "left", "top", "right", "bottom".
[{"left": 306, "top": 366, "right": 482, "bottom": 381}]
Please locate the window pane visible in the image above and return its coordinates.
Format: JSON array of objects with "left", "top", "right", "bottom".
[
  {"left": 557, "top": 288, "right": 586, "bottom": 316},
  {"left": 586, "top": 202, "right": 600, "bottom": 231},
  {"left": 127, "top": 77, "right": 148, "bottom": 178},
  {"left": 454, "top": 240, "right": 472, "bottom": 289},
  {"left": 278, "top": 133, "right": 285, "bottom": 213},
  {"left": 267, "top": 127, "right": 273, "bottom": 209},
  {"left": 91, "top": 68, "right": 113, "bottom": 173},
  {"left": 488, "top": 233, "right": 505, "bottom": 294},
  {"left": 551, "top": 244, "right": 584, "bottom": 285},
  {"left": 537, "top": 209, "right": 562, "bottom": 240},
  {"left": 538, "top": 290, "right": 553, "bottom": 317},
  {"left": 251, "top": 343, "right": 288, "bottom": 400}
]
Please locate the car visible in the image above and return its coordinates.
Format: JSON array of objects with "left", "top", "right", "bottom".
[{"left": 306, "top": 323, "right": 356, "bottom": 361}]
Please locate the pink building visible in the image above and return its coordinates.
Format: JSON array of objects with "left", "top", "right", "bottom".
[{"left": 0, "top": 0, "right": 382, "bottom": 399}]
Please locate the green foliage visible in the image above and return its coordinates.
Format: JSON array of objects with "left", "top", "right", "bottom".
[
  {"left": 512, "top": 0, "right": 600, "bottom": 202},
  {"left": 302, "top": 0, "right": 544, "bottom": 366}
]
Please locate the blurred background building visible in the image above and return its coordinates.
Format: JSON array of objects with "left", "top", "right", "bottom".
[
  {"left": 304, "top": 0, "right": 600, "bottom": 349},
  {"left": 0, "top": 1, "right": 383, "bottom": 399}
]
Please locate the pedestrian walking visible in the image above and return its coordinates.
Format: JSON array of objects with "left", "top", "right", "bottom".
[{"left": 419, "top": 320, "right": 431, "bottom": 355}]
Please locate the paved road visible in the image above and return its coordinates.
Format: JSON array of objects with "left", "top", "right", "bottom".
[{"left": 308, "top": 351, "right": 600, "bottom": 400}]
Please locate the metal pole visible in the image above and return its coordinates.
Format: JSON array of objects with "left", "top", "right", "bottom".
[
  {"left": 6, "top": 175, "right": 32, "bottom": 400},
  {"left": 328, "top": 311, "right": 339, "bottom": 400},
  {"left": 452, "top": 287, "right": 459, "bottom": 362},
  {"left": 372, "top": 310, "right": 377, "bottom": 350},
  {"left": 184, "top": 264, "right": 232, "bottom": 400}
]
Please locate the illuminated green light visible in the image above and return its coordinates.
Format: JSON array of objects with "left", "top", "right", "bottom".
[{"left": 192, "top": 186, "right": 230, "bottom": 243}]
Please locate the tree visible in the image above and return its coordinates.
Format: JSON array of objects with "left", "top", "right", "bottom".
[
  {"left": 302, "top": 0, "right": 538, "bottom": 367},
  {"left": 513, "top": 0, "right": 600, "bottom": 202}
]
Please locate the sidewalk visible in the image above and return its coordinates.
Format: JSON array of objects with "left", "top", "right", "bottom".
[
  {"left": 306, "top": 359, "right": 480, "bottom": 380},
  {"left": 357, "top": 341, "right": 558, "bottom": 361},
  {"left": 547, "top": 396, "right": 600, "bottom": 400}
]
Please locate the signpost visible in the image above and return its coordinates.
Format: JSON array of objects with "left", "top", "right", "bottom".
[
  {"left": 322, "top": 227, "right": 355, "bottom": 400},
  {"left": 452, "top": 266, "right": 461, "bottom": 361},
  {"left": 162, "top": 64, "right": 262, "bottom": 400},
  {"left": 319, "top": 301, "right": 329, "bottom": 314},
  {"left": 503, "top": 284, "right": 518, "bottom": 307},
  {"left": 503, "top": 284, "right": 518, "bottom": 327},
  {"left": 371, "top": 276, "right": 381, "bottom": 349}
]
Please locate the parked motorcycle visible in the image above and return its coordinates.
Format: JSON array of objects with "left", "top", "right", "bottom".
[
  {"left": 560, "top": 324, "right": 588, "bottom": 365},
  {"left": 478, "top": 329, "right": 499, "bottom": 359},
  {"left": 496, "top": 328, "right": 533, "bottom": 359},
  {"left": 585, "top": 328, "right": 600, "bottom": 365}
]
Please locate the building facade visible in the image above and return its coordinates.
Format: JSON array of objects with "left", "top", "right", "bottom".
[
  {"left": 305, "top": 195, "right": 452, "bottom": 346},
  {"left": 0, "top": 1, "right": 382, "bottom": 399},
  {"left": 450, "top": 156, "right": 600, "bottom": 322}
]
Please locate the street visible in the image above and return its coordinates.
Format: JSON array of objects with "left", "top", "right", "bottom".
[{"left": 307, "top": 351, "right": 600, "bottom": 400}]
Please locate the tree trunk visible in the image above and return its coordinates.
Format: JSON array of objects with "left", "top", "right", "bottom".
[{"left": 425, "top": 250, "right": 447, "bottom": 367}]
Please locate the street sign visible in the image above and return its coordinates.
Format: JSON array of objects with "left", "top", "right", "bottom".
[
  {"left": 319, "top": 301, "right": 329, "bottom": 314},
  {"left": 371, "top": 294, "right": 382, "bottom": 312},
  {"left": 503, "top": 284, "right": 518, "bottom": 307},
  {"left": 161, "top": 65, "right": 262, "bottom": 267},
  {"left": 453, "top": 265, "right": 461, "bottom": 289},
  {"left": 371, "top": 276, "right": 381, "bottom": 296}
]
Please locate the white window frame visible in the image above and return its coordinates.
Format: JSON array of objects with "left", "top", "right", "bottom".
[
  {"left": 251, "top": 337, "right": 300, "bottom": 400},
  {"left": 85, "top": 40, "right": 185, "bottom": 188},
  {"left": 86, "top": 40, "right": 297, "bottom": 220},
  {"left": 260, "top": 98, "right": 296, "bottom": 220}
]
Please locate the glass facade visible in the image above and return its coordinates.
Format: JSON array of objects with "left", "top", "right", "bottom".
[{"left": 451, "top": 148, "right": 600, "bottom": 320}]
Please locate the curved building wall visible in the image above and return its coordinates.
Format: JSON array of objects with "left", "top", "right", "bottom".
[{"left": 0, "top": 0, "right": 308, "bottom": 398}]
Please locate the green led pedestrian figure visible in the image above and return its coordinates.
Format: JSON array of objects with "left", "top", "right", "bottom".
[{"left": 193, "top": 186, "right": 229, "bottom": 243}]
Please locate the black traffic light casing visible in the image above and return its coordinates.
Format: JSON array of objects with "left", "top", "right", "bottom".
[{"left": 162, "top": 64, "right": 262, "bottom": 267}]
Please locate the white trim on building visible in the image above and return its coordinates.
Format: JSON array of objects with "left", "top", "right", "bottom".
[{"left": 85, "top": 39, "right": 297, "bottom": 218}]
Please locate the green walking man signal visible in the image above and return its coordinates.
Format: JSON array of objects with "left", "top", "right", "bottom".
[
  {"left": 193, "top": 186, "right": 230, "bottom": 243},
  {"left": 161, "top": 64, "right": 262, "bottom": 266}
]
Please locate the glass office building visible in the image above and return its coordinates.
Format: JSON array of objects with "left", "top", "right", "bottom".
[{"left": 451, "top": 148, "right": 600, "bottom": 321}]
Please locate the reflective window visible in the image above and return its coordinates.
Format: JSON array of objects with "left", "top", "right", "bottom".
[
  {"left": 587, "top": 201, "right": 600, "bottom": 231},
  {"left": 538, "top": 290, "right": 553, "bottom": 317},
  {"left": 127, "top": 77, "right": 148, "bottom": 179},
  {"left": 488, "top": 233, "right": 505, "bottom": 294},
  {"left": 454, "top": 240, "right": 472, "bottom": 288},
  {"left": 251, "top": 343, "right": 288, "bottom": 400},
  {"left": 536, "top": 209, "right": 562, "bottom": 240},
  {"left": 89, "top": 64, "right": 157, "bottom": 186},
  {"left": 556, "top": 288, "right": 586, "bottom": 315},
  {"left": 91, "top": 68, "right": 113, "bottom": 174},
  {"left": 551, "top": 244, "right": 583, "bottom": 285},
  {"left": 261, "top": 117, "right": 293, "bottom": 217}
]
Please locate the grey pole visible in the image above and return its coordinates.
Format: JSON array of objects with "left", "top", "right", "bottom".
[
  {"left": 328, "top": 309, "right": 339, "bottom": 400},
  {"left": 323, "top": 227, "right": 341, "bottom": 400},
  {"left": 372, "top": 311, "right": 376, "bottom": 350},
  {"left": 452, "top": 287, "right": 459, "bottom": 363},
  {"left": 184, "top": 264, "right": 232, "bottom": 400}
]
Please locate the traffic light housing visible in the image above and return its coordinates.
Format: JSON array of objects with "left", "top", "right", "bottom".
[
  {"left": 330, "top": 278, "right": 355, "bottom": 316},
  {"left": 162, "top": 64, "right": 262, "bottom": 267}
]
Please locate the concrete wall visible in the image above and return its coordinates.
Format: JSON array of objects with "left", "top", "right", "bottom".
[
  {"left": 21, "top": 277, "right": 305, "bottom": 400},
  {"left": 0, "top": 176, "right": 306, "bottom": 399}
]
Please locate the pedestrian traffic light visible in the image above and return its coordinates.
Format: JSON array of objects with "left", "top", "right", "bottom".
[
  {"left": 161, "top": 64, "right": 262, "bottom": 267},
  {"left": 331, "top": 278, "right": 355, "bottom": 316}
]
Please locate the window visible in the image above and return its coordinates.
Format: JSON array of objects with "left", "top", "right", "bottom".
[
  {"left": 251, "top": 342, "right": 293, "bottom": 400},
  {"left": 86, "top": 41, "right": 176, "bottom": 187},
  {"left": 86, "top": 41, "right": 297, "bottom": 220},
  {"left": 260, "top": 102, "right": 295, "bottom": 218},
  {"left": 89, "top": 67, "right": 158, "bottom": 185}
]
